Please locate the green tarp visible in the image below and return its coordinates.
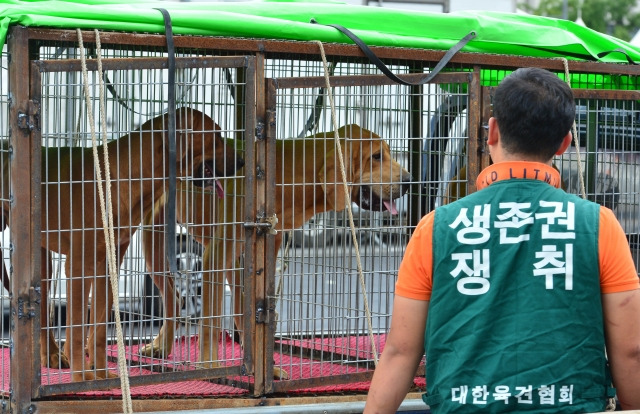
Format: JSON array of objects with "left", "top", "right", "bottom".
[{"left": 1, "top": 0, "right": 640, "bottom": 65}]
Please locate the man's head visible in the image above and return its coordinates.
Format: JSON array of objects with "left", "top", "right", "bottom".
[{"left": 490, "top": 67, "right": 575, "bottom": 163}]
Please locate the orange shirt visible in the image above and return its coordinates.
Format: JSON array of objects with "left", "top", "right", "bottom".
[{"left": 396, "top": 162, "right": 640, "bottom": 300}]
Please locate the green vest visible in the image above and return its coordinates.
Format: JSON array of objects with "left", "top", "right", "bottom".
[{"left": 424, "top": 179, "right": 615, "bottom": 413}]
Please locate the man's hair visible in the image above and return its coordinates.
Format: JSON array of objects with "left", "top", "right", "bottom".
[{"left": 493, "top": 67, "right": 576, "bottom": 161}]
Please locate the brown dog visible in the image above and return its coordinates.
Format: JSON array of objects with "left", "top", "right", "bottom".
[
  {"left": 137, "top": 163, "right": 235, "bottom": 358},
  {"left": 1, "top": 107, "right": 241, "bottom": 381},
  {"left": 140, "top": 124, "right": 413, "bottom": 378}
]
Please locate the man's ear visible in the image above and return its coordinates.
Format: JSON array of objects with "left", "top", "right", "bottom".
[
  {"left": 555, "top": 132, "right": 572, "bottom": 156},
  {"left": 486, "top": 117, "right": 499, "bottom": 146}
]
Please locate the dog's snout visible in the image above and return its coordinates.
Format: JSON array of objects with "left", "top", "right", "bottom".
[
  {"left": 222, "top": 155, "right": 243, "bottom": 176},
  {"left": 236, "top": 156, "right": 245, "bottom": 171},
  {"left": 400, "top": 172, "right": 413, "bottom": 193}
]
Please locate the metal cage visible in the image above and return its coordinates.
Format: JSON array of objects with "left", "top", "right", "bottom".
[{"left": 1, "top": 26, "right": 639, "bottom": 412}]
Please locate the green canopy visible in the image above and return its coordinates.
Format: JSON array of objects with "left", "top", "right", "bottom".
[{"left": 1, "top": 0, "right": 640, "bottom": 65}]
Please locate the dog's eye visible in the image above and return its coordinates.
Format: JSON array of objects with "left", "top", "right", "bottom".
[{"left": 372, "top": 152, "right": 382, "bottom": 161}]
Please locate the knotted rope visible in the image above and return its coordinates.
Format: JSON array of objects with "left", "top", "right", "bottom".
[
  {"left": 314, "top": 40, "right": 380, "bottom": 365},
  {"left": 78, "top": 28, "right": 133, "bottom": 414}
]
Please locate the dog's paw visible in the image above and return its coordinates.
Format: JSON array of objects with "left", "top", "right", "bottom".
[
  {"left": 71, "top": 370, "right": 117, "bottom": 382},
  {"left": 100, "top": 370, "right": 119, "bottom": 380},
  {"left": 88, "top": 366, "right": 119, "bottom": 381},
  {"left": 139, "top": 342, "right": 171, "bottom": 359},
  {"left": 71, "top": 371, "right": 107, "bottom": 382},
  {"left": 273, "top": 366, "right": 289, "bottom": 380},
  {"left": 198, "top": 360, "right": 222, "bottom": 370},
  {"left": 42, "top": 351, "right": 70, "bottom": 369}
]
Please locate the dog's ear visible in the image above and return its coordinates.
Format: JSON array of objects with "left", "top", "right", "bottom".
[
  {"left": 318, "top": 145, "right": 348, "bottom": 212},
  {"left": 315, "top": 124, "right": 370, "bottom": 211},
  {"left": 318, "top": 136, "right": 358, "bottom": 212}
]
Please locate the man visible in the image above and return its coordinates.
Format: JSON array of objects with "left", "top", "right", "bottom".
[{"left": 364, "top": 67, "right": 640, "bottom": 413}]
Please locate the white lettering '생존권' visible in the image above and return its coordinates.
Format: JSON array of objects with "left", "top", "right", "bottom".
[{"left": 448, "top": 200, "right": 576, "bottom": 295}]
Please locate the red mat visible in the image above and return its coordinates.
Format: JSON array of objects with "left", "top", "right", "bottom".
[
  {"left": 1, "top": 333, "right": 425, "bottom": 397},
  {"left": 276, "top": 333, "right": 387, "bottom": 360}
]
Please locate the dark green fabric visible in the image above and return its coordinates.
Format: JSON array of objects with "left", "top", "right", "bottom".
[{"left": 426, "top": 179, "right": 609, "bottom": 413}]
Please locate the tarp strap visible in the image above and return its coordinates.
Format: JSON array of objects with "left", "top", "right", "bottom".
[
  {"left": 298, "top": 61, "right": 336, "bottom": 137},
  {"left": 310, "top": 19, "right": 476, "bottom": 86},
  {"left": 597, "top": 48, "right": 639, "bottom": 65},
  {"left": 155, "top": 7, "right": 178, "bottom": 277}
]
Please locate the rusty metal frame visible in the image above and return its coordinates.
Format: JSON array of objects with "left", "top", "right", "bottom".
[
  {"left": 8, "top": 24, "right": 43, "bottom": 414},
  {"left": 22, "top": 28, "right": 640, "bottom": 79}
]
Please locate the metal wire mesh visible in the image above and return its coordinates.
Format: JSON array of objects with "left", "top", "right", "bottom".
[
  {"left": 0, "top": 30, "right": 637, "bottom": 407},
  {"left": 554, "top": 98, "right": 640, "bottom": 258},
  {"left": 29, "top": 43, "right": 250, "bottom": 386},
  {"left": 267, "top": 64, "right": 470, "bottom": 387}
]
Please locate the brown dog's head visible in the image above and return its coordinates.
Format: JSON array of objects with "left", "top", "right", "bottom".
[
  {"left": 317, "top": 124, "right": 413, "bottom": 214},
  {"left": 174, "top": 107, "right": 244, "bottom": 197}
]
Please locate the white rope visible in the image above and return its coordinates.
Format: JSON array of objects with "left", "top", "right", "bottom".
[
  {"left": 314, "top": 41, "right": 380, "bottom": 365},
  {"left": 560, "top": 58, "right": 587, "bottom": 199},
  {"left": 77, "top": 28, "right": 133, "bottom": 414}
]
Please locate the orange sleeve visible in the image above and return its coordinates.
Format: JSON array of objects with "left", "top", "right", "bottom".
[
  {"left": 599, "top": 206, "right": 640, "bottom": 294},
  {"left": 395, "top": 210, "right": 434, "bottom": 301}
]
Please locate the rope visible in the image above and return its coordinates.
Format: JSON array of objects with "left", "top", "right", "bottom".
[
  {"left": 560, "top": 58, "right": 587, "bottom": 200},
  {"left": 77, "top": 29, "right": 133, "bottom": 414},
  {"left": 314, "top": 40, "right": 380, "bottom": 365}
]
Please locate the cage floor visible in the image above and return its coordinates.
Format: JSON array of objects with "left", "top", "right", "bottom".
[{"left": 1, "top": 334, "right": 425, "bottom": 398}]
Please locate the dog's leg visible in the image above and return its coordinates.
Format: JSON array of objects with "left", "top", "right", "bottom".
[
  {"left": 40, "top": 248, "right": 70, "bottom": 369},
  {"left": 147, "top": 271, "right": 178, "bottom": 357},
  {"left": 199, "top": 239, "right": 226, "bottom": 368},
  {"left": 139, "top": 198, "right": 179, "bottom": 359},
  {"left": 86, "top": 243, "right": 126, "bottom": 379},
  {"left": 221, "top": 238, "right": 288, "bottom": 380},
  {"left": 86, "top": 268, "right": 118, "bottom": 380},
  {"left": 269, "top": 235, "right": 288, "bottom": 380},
  {"left": 199, "top": 229, "right": 289, "bottom": 379},
  {"left": 64, "top": 258, "right": 96, "bottom": 382}
]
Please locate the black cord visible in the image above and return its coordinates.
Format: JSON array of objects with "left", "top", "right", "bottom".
[
  {"left": 310, "top": 19, "right": 476, "bottom": 86},
  {"left": 155, "top": 8, "right": 178, "bottom": 277}
]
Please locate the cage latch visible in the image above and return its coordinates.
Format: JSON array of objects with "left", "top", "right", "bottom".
[
  {"left": 17, "top": 287, "right": 38, "bottom": 320},
  {"left": 17, "top": 100, "right": 40, "bottom": 131},
  {"left": 255, "top": 121, "right": 266, "bottom": 141},
  {"left": 244, "top": 213, "right": 278, "bottom": 236},
  {"left": 255, "top": 299, "right": 276, "bottom": 324}
]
